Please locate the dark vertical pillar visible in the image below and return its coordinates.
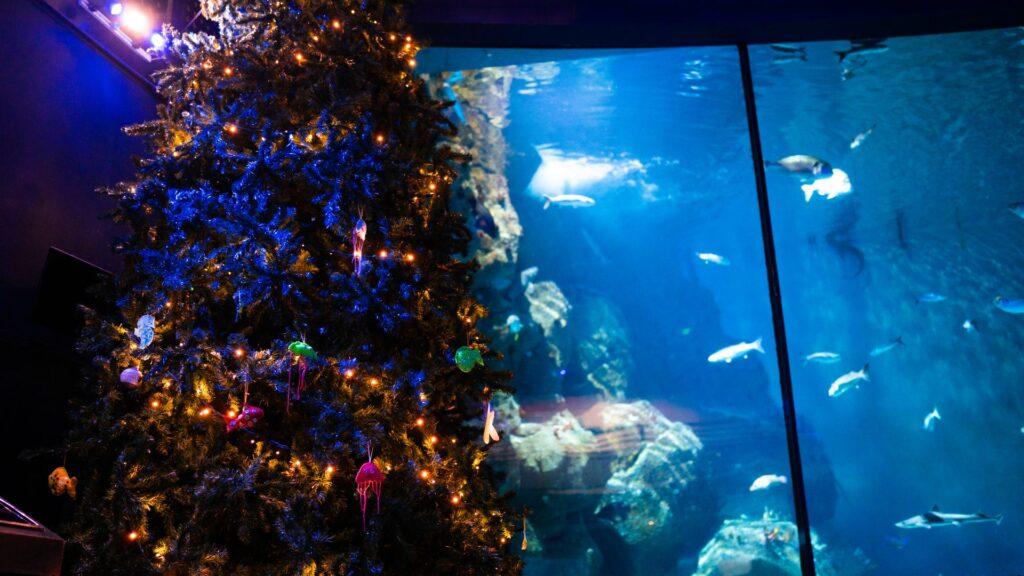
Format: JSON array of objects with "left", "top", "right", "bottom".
[{"left": 736, "top": 43, "right": 816, "bottom": 576}]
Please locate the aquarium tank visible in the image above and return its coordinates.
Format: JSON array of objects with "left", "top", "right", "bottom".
[{"left": 421, "top": 26, "right": 1023, "bottom": 576}]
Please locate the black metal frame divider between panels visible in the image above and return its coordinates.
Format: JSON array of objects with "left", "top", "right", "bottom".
[{"left": 737, "top": 43, "right": 816, "bottom": 576}]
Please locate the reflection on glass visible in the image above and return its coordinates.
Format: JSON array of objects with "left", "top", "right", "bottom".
[
  {"left": 752, "top": 28, "right": 1024, "bottom": 575},
  {"left": 424, "top": 47, "right": 820, "bottom": 575}
]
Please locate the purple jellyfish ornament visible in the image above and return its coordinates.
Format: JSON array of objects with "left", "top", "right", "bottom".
[{"left": 351, "top": 216, "right": 367, "bottom": 277}]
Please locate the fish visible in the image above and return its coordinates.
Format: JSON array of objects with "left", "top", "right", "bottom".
[
  {"left": 801, "top": 168, "right": 853, "bottom": 202},
  {"left": 1010, "top": 202, "right": 1024, "bottom": 219},
  {"left": 696, "top": 252, "right": 730, "bottom": 266},
  {"left": 923, "top": 407, "right": 941, "bottom": 431},
  {"left": 850, "top": 125, "right": 875, "bottom": 150},
  {"left": 765, "top": 155, "right": 833, "bottom": 177},
  {"left": 994, "top": 296, "right": 1024, "bottom": 314},
  {"left": 916, "top": 293, "right": 947, "bottom": 304},
  {"left": 769, "top": 44, "right": 807, "bottom": 63},
  {"left": 895, "top": 208, "right": 909, "bottom": 251},
  {"left": 828, "top": 364, "right": 869, "bottom": 397},
  {"left": 505, "top": 314, "right": 523, "bottom": 338},
  {"left": 826, "top": 206, "right": 865, "bottom": 277},
  {"left": 543, "top": 194, "right": 596, "bottom": 209},
  {"left": 708, "top": 338, "right": 765, "bottom": 364},
  {"left": 769, "top": 43, "right": 806, "bottom": 55},
  {"left": 804, "top": 351, "right": 841, "bottom": 365},
  {"left": 870, "top": 336, "right": 904, "bottom": 357},
  {"left": 836, "top": 38, "right": 889, "bottom": 62},
  {"left": 483, "top": 402, "right": 500, "bottom": 444},
  {"left": 962, "top": 319, "right": 976, "bottom": 333},
  {"left": 749, "top": 474, "right": 788, "bottom": 491},
  {"left": 895, "top": 506, "right": 1002, "bottom": 529}
]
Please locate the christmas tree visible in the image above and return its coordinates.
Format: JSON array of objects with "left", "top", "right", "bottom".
[{"left": 60, "top": 0, "right": 522, "bottom": 573}]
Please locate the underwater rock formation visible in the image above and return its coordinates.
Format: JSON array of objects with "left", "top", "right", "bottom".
[
  {"left": 574, "top": 297, "right": 633, "bottom": 400},
  {"left": 508, "top": 409, "right": 595, "bottom": 482},
  {"left": 693, "top": 512, "right": 839, "bottom": 576},
  {"left": 428, "top": 68, "right": 523, "bottom": 279},
  {"left": 594, "top": 401, "right": 718, "bottom": 574},
  {"left": 522, "top": 268, "right": 572, "bottom": 367}
]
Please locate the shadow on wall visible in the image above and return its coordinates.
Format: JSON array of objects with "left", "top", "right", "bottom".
[{"left": 0, "top": 0, "right": 155, "bottom": 526}]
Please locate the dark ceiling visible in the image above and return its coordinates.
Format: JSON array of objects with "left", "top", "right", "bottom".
[
  {"left": 405, "top": 0, "right": 1024, "bottom": 47},
  {"left": 36, "top": 0, "right": 1024, "bottom": 89}
]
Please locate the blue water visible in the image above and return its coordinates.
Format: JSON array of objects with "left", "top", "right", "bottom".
[{"left": 426, "top": 28, "right": 1024, "bottom": 575}]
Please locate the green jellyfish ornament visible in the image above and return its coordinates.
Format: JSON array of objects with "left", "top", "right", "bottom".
[
  {"left": 287, "top": 341, "right": 318, "bottom": 360},
  {"left": 455, "top": 345, "right": 484, "bottom": 373},
  {"left": 286, "top": 341, "right": 317, "bottom": 413}
]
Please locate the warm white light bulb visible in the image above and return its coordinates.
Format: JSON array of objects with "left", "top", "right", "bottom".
[{"left": 119, "top": 7, "right": 151, "bottom": 37}]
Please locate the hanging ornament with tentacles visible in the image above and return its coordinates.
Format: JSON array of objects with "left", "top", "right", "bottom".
[
  {"left": 354, "top": 442, "right": 384, "bottom": 531},
  {"left": 224, "top": 375, "right": 263, "bottom": 432},
  {"left": 521, "top": 516, "right": 529, "bottom": 551},
  {"left": 351, "top": 210, "right": 367, "bottom": 277},
  {"left": 286, "top": 340, "right": 317, "bottom": 412},
  {"left": 483, "top": 401, "right": 500, "bottom": 445}
]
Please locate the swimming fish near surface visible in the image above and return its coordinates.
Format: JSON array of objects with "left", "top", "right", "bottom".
[
  {"left": 543, "top": 194, "right": 596, "bottom": 209},
  {"left": 708, "top": 338, "right": 765, "bottom": 364},
  {"left": 870, "top": 336, "right": 904, "bottom": 357},
  {"left": 923, "top": 407, "right": 941, "bottom": 431},
  {"left": 769, "top": 44, "right": 807, "bottom": 63},
  {"left": 850, "top": 125, "right": 875, "bottom": 150},
  {"left": 835, "top": 38, "right": 889, "bottom": 63},
  {"left": 1010, "top": 202, "right": 1024, "bottom": 219},
  {"left": 749, "top": 474, "right": 788, "bottom": 492},
  {"left": 828, "top": 364, "right": 869, "bottom": 397},
  {"left": 765, "top": 155, "right": 833, "bottom": 177},
  {"left": 916, "top": 292, "right": 947, "bottom": 304},
  {"left": 895, "top": 506, "right": 1002, "bottom": 529},
  {"left": 802, "top": 169, "right": 853, "bottom": 202},
  {"left": 696, "top": 252, "right": 730, "bottom": 266},
  {"left": 805, "top": 351, "right": 841, "bottom": 365},
  {"left": 994, "top": 296, "right": 1024, "bottom": 314},
  {"left": 962, "top": 319, "right": 976, "bottom": 333}
]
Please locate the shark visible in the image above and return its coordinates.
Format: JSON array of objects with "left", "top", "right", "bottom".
[{"left": 896, "top": 506, "right": 1002, "bottom": 529}]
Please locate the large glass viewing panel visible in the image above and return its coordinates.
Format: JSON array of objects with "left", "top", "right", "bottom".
[
  {"left": 424, "top": 47, "right": 822, "bottom": 575},
  {"left": 751, "top": 28, "right": 1024, "bottom": 575}
]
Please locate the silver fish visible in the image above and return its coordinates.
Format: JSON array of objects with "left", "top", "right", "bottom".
[
  {"left": 850, "top": 125, "right": 875, "bottom": 150},
  {"left": 870, "top": 336, "right": 903, "bottom": 357},
  {"left": 994, "top": 296, "right": 1024, "bottom": 314},
  {"left": 828, "top": 364, "right": 869, "bottom": 397},
  {"left": 922, "top": 407, "right": 941, "bottom": 431},
  {"left": 804, "top": 351, "right": 841, "bottom": 365},
  {"left": 543, "top": 194, "right": 596, "bottom": 209},
  {"left": 765, "top": 155, "right": 833, "bottom": 177},
  {"left": 708, "top": 338, "right": 764, "bottom": 364},
  {"left": 916, "top": 293, "right": 947, "bottom": 304},
  {"left": 696, "top": 252, "right": 730, "bottom": 266},
  {"left": 1010, "top": 202, "right": 1024, "bottom": 219}
]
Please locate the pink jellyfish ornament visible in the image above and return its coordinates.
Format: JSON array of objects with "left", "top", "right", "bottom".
[
  {"left": 351, "top": 214, "right": 367, "bottom": 277},
  {"left": 354, "top": 443, "right": 384, "bottom": 531}
]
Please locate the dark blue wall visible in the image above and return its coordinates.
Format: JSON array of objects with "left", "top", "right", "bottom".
[{"left": 0, "top": 0, "right": 154, "bottom": 526}]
